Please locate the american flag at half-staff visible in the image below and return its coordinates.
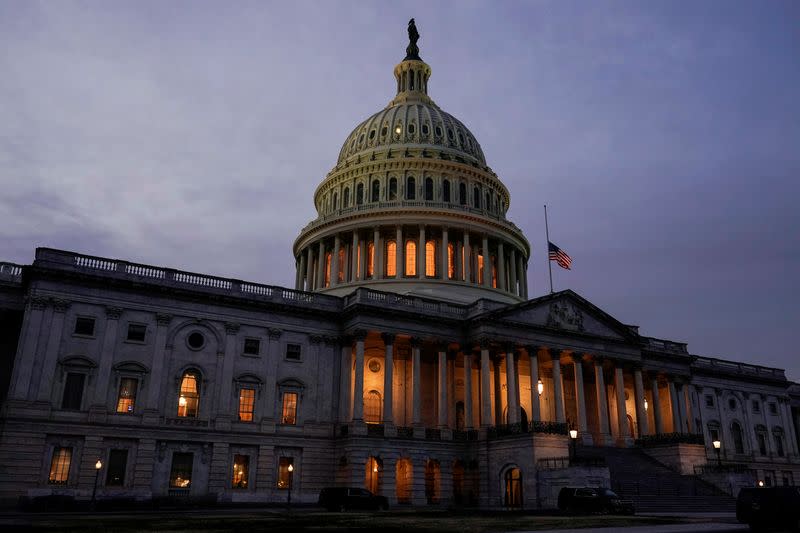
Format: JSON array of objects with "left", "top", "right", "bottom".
[{"left": 548, "top": 241, "right": 572, "bottom": 270}]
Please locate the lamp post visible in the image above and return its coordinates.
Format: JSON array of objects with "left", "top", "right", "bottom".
[
  {"left": 713, "top": 439, "right": 722, "bottom": 467},
  {"left": 537, "top": 379, "right": 544, "bottom": 396},
  {"left": 757, "top": 480, "right": 764, "bottom": 488},
  {"left": 569, "top": 429, "right": 578, "bottom": 463},
  {"left": 91, "top": 459, "right": 102, "bottom": 509},
  {"left": 287, "top": 463, "right": 294, "bottom": 509}
]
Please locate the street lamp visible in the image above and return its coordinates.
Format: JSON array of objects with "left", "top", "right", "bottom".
[
  {"left": 713, "top": 440, "right": 722, "bottom": 467},
  {"left": 644, "top": 398, "right": 648, "bottom": 412},
  {"left": 569, "top": 429, "right": 578, "bottom": 463},
  {"left": 757, "top": 480, "right": 764, "bottom": 488},
  {"left": 287, "top": 463, "right": 294, "bottom": 509},
  {"left": 91, "top": 459, "right": 102, "bottom": 509},
  {"left": 537, "top": 379, "right": 544, "bottom": 396}
]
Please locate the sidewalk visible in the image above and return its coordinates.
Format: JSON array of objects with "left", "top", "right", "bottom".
[{"left": 514, "top": 523, "right": 748, "bottom": 533}]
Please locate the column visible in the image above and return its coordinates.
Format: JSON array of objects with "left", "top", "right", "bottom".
[
  {"left": 528, "top": 348, "right": 541, "bottom": 422},
  {"left": 317, "top": 240, "right": 326, "bottom": 288},
  {"left": 505, "top": 347, "right": 519, "bottom": 425},
  {"left": 339, "top": 339, "right": 352, "bottom": 423},
  {"left": 464, "top": 231, "right": 471, "bottom": 283},
  {"left": 352, "top": 331, "right": 366, "bottom": 422},
  {"left": 522, "top": 263, "right": 529, "bottom": 298},
  {"left": 497, "top": 241, "right": 506, "bottom": 291},
  {"left": 411, "top": 338, "right": 422, "bottom": 426},
  {"left": 680, "top": 384, "right": 692, "bottom": 432},
  {"left": 493, "top": 358, "right": 503, "bottom": 424},
  {"left": 305, "top": 247, "right": 314, "bottom": 290},
  {"left": 373, "top": 228, "right": 381, "bottom": 280},
  {"left": 509, "top": 248, "right": 518, "bottom": 296},
  {"left": 782, "top": 400, "right": 799, "bottom": 456},
  {"left": 36, "top": 299, "right": 71, "bottom": 402},
  {"left": 552, "top": 352, "right": 565, "bottom": 423},
  {"left": 261, "top": 329, "right": 281, "bottom": 426},
  {"left": 480, "top": 343, "right": 491, "bottom": 426},
  {"left": 634, "top": 368, "right": 649, "bottom": 436},
  {"left": 296, "top": 253, "right": 306, "bottom": 290},
  {"left": 615, "top": 365, "right": 629, "bottom": 439},
  {"left": 463, "top": 352, "right": 474, "bottom": 429},
  {"left": 382, "top": 333, "right": 394, "bottom": 425},
  {"left": 395, "top": 226, "right": 403, "bottom": 278},
  {"left": 418, "top": 225, "right": 425, "bottom": 278},
  {"left": 454, "top": 238, "right": 462, "bottom": 281},
  {"left": 516, "top": 254, "right": 525, "bottom": 298},
  {"left": 9, "top": 297, "right": 48, "bottom": 400},
  {"left": 351, "top": 232, "right": 359, "bottom": 281},
  {"left": 441, "top": 228, "right": 449, "bottom": 280},
  {"left": 651, "top": 377, "right": 664, "bottom": 434},
  {"left": 594, "top": 359, "right": 611, "bottom": 440},
  {"left": 573, "top": 356, "right": 588, "bottom": 434},
  {"left": 437, "top": 345, "right": 447, "bottom": 428},
  {"left": 482, "top": 235, "right": 491, "bottom": 287},
  {"left": 668, "top": 380, "right": 681, "bottom": 432},
  {"left": 332, "top": 234, "right": 341, "bottom": 286},
  {"left": 359, "top": 238, "right": 367, "bottom": 281}
]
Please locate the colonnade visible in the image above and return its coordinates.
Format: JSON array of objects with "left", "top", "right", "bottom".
[
  {"left": 295, "top": 225, "right": 528, "bottom": 299},
  {"left": 339, "top": 332, "right": 695, "bottom": 445}
]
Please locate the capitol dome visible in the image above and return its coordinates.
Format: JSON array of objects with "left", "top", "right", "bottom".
[{"left": 293, "top": 21, "right": 531, "bottom": 304}]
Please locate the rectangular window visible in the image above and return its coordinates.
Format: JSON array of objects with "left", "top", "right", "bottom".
[
  {"left": 48, "top": 447, "right": 72, "bottom": 485},
  {"left": 386, "top": 241, "right": 396, "bottom": 277},
  {"left": 769, "top": 402, "right": 778, "bottom": 415},
  {"left": 281, "top": 392, "right": 298, "bottom": 425},
  {"left": 105, "top": 449, "right": 128, "bottom": 486},
  {"left": 775, "top": 434, "right": 785, "bottom": 457},
  {"left": 169, "top": 452, "right": 193, "bottom": 488},
  {"left": 752, "top": 400, "right": 760, "bottom": 413},
  {"left": 704, "top": 395, "right": 714, "bottom": 408},
  {"left": 61, "top": 372, "right": 85, "bottom": 410},
  {"left": 115, "top": 378, "right": 138, "bottom": 414},
  {"left": 232, "top": 454, "right": 249, "bottom": 488},
  {"left": 243, "top": 338, "right": 260, "bottom": 356},
  {"left": 285, "top": 344, "right": 301, "bottom": 360},
  {"left": 74, "top": 316, "right": 95, "bottom": 336},
  {"left": 277, "top": 457, "right": 294, "bottom": 489},
  {"left": 238, "top": 388, "right": 255, "bottom": 422},
  {"left": 126, "top": 324, "right": 146, "bottom": 342}
]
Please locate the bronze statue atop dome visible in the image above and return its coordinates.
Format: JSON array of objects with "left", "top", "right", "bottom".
[{"left": 405, "top": 18, "right": 421, "bottom": 60}]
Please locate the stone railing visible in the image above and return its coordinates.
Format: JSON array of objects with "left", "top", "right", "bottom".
[
  {"left": 642, "top": 336, "right": 688, "bottom": 353},
  {"left": 0, "top": 262, "right": 23, "bottom": 282},
  {"left": 487, "top": 421, "right": 568, "bottom": 439},
  {"left": 33, "top": 248, "right": 342, "bottom": 312},
  {"left": 692, "top": 356, "right": 785, "bottom": 380},
  {"left": 453, "top": 429, "right": 479, "bottom": 442},
  {"left": 537, "top": 456, "right": 606, "bottom": 470},
  {"left": 693, "top": 463, "right": 753, "bottom": 475},
  {"left": 342, "top": 287, "right": 468, "bottom": 319},
  {"left": 635, "top": 432, "right": 704, "bottom": 447}
]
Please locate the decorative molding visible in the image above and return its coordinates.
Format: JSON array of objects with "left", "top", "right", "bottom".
[
  {"left": 51, "top": 298, "right": 71, "bottom": 313},
  {"left": 28, "top": 296, "right": 49, "bottom": 310},
  {"left": 409, "top": 336, "right": 423, "bottom": 348},
  {"left": 105, "top": 306, "right": 123, "bottom": 319},
  {"left": 309, "top": 334, "right": 324, "bottom": 345},
  {"left": 268, "top": 328, "right": 283, "bottom": 340},
  {"left": 224, "top": 322, "right": 240, "bottom": 335},
  {"left": 546, "top": 300, "right": 585, "bottom": 332},
  {"left": 155, "top": 313, "right": 172, "bottom": 326},
  {"left": 352, "top": 329, "right": 368, "bottom": 341}
]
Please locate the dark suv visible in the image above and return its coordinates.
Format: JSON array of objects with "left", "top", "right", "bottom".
[
  {"left": 318, "top": 487, "right": 389, "bottom": 511},
  {"left": 737, "top": 486, "right": 800, "bottom": 531},
  {"left": 558, "top": 487, "right": 635, "bottom": 515}
]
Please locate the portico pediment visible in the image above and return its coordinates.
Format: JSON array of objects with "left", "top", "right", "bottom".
[{"left": 475, "top": 290, "right": 637, "bottom": 341}]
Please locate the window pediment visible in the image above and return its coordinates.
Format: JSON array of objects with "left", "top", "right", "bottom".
[
  {"left": 58, "top": 355, "right": 97, "bottom": 369},
  {"left": 113, "top": 361, "right": 149, "bottom": 374}
]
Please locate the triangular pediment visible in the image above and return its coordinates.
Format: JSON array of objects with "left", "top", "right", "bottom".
[{"left": 476, "top": 290, "right": 637, "bottom": 341}]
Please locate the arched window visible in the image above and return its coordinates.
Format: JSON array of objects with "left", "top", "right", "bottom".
[
  {"left": 425, "top": 240, "right": 435, "bottom": 277},
  {"left": 396, "top": 459, "right": 412, "bottom": 504},
  {"left": 371, "top": 179, "right": 380, "bottom": 202},
  {"left": 406, "top": 177, "right": 416, "bottom": 200},
  {"left": 365, "top": 456, "right": 381, "bottom": 495},
  {"left": 367, "top": 242, "right": 374, "bottom": 278},
  {"left": 343, "top": 188, "right": 350, "bottom": 207},
  {"left": 425, "top": 460, "right": 440, "bottom": 504},
  {"left": 356, "top": 183, "right": 364, "bottom": 205},
  {"left": 386, "top": 240, "right": 397, "bottom": 277},
  {"left": 773, "top": 427, "right": 785, "bottom": 457},
  {"left": 425, "top": 178, "right": 434, "bottom": 201},
  {"left": 324, "top": 252, "right": 331, "bottom": 287},
  {"left": 332, "top": 192, "right": 338, "bottom": 210},
  {"left": 405, "top": 240, "right": 416, "bottom": 276},
  {"left": 731, "top": 422, "right": 744, "bottom": 454},
  {"left": 442, "top": 179, "right": 451, "bottom": 202},
  {"left": 485, "top": 192, "right": 491, "bottom": 211},
  {"left": 478, "top": 254, "right": 485, "bottom": 284},
  {"left": 459, "top": 183, "right": 467, "bottom": 205},
  {"left": 177, "top": 371, "right": 200, "bottom": 418},
  {"left": 389, "top": 178, "right": 398, "bottom": 200},
  {"left": 504, "top": 468, "right": 522, "bottom": 508},
  {"left": 473, "top": 187, "right": 480, "bottom": 208},
  {"left": 338, "top": 248, "right": 345, "bottom": 282},
  {"left": 364, "top": 390, "right": 382, "bottom": 423},
  {"left": 447, "top": 242, "right": 455, "bottom": 279}
]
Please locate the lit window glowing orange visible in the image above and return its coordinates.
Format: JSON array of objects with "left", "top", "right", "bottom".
[
  {"left": 386, "top": 241, "right": 396, "bottom": 276},
  {"left": 425, "top": 240, "right": 435, "bottom": 277},
  {"left": 177, "top": 372, "right": 199, "bottom": 418},
  {"left": 338, "top": 248, "right": 345, "bottom": 282},
  {"left": 447, "top": 243, "right": 455, "bottom": 280},
  {"left": 282, "top": 392, "right": 298, "bottom": 425},
  {"left": 405, "top": 240, "right": 416, "bottom": 276},
  {"left": 478, "top": 255, "right": 484, "bottom": 285},
  {"left": 367, "top": 242, "right": 374, "bottom": 278},
  {"left": 356, "top": 243, "right": 361, "bottom": 280},
  {"left": 238, "top": 388, "right": 255, "bottom": 422}
]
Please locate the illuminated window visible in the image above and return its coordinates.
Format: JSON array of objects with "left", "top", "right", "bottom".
[
  {"left": 448, "top": 243, "right": 455, "bottom": 279},
  {"left": 338, "top": 248, "right": 345, "bottom": 282},
  {"left": 105, "top": 449, "right": 128, "bottom": 486},
  {"left": 406, "top": 177, "right": 416, "bottom": 200},
  {"left": 48, "top": 447, "right": 72, "bottom": 485},
  {"left": 386, "top": 241, "right": 396, "bottom": 276},
  {"left": 232, "top": 454, "right": 249, "bottom": 488},
  {"left": 364, "top": 390, "right": 382, "bottom": 424},
  {"left": 367, "top": 242, "right": 374, "bottom": 278},
  {"left": 324, "top": 252, "right": 331, "bottom": 287},
  {"left": 405, "top": 240, "right": 416, "bottom": 276},
  {"left": 425, "top": 240, "right": 436, "bottom": 277},
  {"left": 478, "top": 254, "right": 484, "bottom": 284},
  {"left": 177, "top": 372, "right": 200, "bottom": 418},
  {"left": 169, "top": 452, "right": 193, "bottom": 488},
  {"left": 277, "top": 457, "right": 294, "bottom": 489},
  {"left": 238, "top": 388, "right": 255, "bottom": 422},
  {"left": 115, "top": 378, "right": 138, "bottom": 414},
  {"left": 282, "top": 392, "right": 298, "bottom": 425},
  {"left": 356, "top": 243, "right": 361, "bottom": 279}
]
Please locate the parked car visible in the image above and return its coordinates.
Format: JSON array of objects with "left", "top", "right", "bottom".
[
  {"left": 736, "top": 486, "right": 800, "bottom": 531},
  {"left": 318, "top": 487, "right": 389, "bottom": 511},
  {"left": 557, "top": 486, "right": 635, "bottom": 515}
]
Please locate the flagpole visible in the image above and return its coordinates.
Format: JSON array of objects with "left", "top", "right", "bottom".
[{"left": 544, "top": 204, "right": 554, "bottom": 294}]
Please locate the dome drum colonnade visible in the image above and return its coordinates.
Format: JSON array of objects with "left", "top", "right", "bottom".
[
  {"left": 294, "top": 28, "right": 529, "bottom": 304},
  {"left": 338, "top": 330, "right": 695, "bottom": 445}
]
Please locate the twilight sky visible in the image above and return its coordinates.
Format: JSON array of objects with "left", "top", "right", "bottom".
[{"left": 1, "top": 1, "right": 798, "bottom": 379}]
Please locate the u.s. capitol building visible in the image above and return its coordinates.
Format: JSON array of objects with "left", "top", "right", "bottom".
[{"left": 0, "top": 22, "right": 797, "bottom": 509}]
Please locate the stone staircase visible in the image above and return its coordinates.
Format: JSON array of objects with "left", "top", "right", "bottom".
[{"left": 577, "top": 445, "right": 736, "bottom": 513}]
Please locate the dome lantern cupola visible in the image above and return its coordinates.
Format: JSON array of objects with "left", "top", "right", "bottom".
[{"left": 293, "top": 20, "right": 531, "bottom": 304}]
